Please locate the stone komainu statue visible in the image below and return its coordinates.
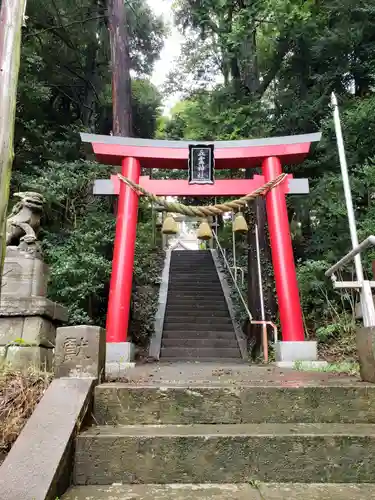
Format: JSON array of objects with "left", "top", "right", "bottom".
[{"left": 6, "top": 192, "right": 45, "bottom": 247}]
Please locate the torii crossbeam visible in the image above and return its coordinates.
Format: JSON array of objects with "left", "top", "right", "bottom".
[{"left": 82, "top": 132, "right": 321, "bottom": 364}]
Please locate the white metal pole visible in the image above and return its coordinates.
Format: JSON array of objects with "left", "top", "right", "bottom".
[
  {"left": 331, "top": 92, "right": 375, "bottom": 326},
  {"left": 255, "top": 223, "right": 266, "bottom": 323},
  {"left": 255, "top": 222, "right": 269, "bottom": 354},
  {"left": 232, "top": 213, "right": 237, "bottom": 283},
  {"left": 331, "top": 92, "right": 364, "bottom": 282}
]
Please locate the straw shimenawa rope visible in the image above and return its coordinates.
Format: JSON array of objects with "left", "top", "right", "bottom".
[{"left": 118, "top": 172, "right": 288, "bottom": 218}]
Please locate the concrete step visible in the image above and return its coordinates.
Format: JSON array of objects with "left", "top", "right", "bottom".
[
  {"left": 159, "top": 357, "right": 246, "bottom": 363},
  {"left": 73, "top": 423, "right": 375, "bottom": 485},
  {"left": 164, "top": 310, "right": 230, "bottom": 319},
  {"left": 167, "top": 294, "right": 228, "bottom": 311},
  {"left": 167, "top": 290, "right": 223, "bottom": 296},
  {"left": 163, "top": 322, "right": 233, "bottom": 332},
  {"left": 162, "top": 338, "right": 238, "bottom": 349},
  {"left": 162, "top": 330, "right": 236, "bottom": 340},
  {"left": 169, "top": 292, "right": 225, "bottom": 298},
  {"left": 163, "top": 316, "right": 233, "bottom": 324},
  {"left": 170, "top": 263, "right": 215, "bottom": 266},
  {"left": 169, "top": 269, "right": 217, "bottom": 273},
  {"left": 168, "top": 285, "right": 224, "bottom": 298},
  {"left": 170, "top": 272, "right": 220, "bottom": 283},
  {"left": 93, "top": 383, "right": 375, "bottom": 426},
  {"left": 165, "top": 311, "right": 228, "bottom": 318},
  {"left": 169, "top": 273, "right": 218, "bottom": 278},
  {"left": 170, "top": 258, "right": 214, "bottom": 262},
  {"left": 62, "top": 483, "right": 375, "bottom": 500},
  {"left": 165, "top": 306, "right": 227, "bottom": 314},
  {"left": 168, "top": 283, "right": 222, "bottom": 288},
  {"left": 160, "top": 347, "right": 241, "bottom": 358},
  {"left": 169, "top": 279, "right": 219, "bottom": 283},
  {"left": 170, "top": 264, "right": 215, "bottom": 267}
]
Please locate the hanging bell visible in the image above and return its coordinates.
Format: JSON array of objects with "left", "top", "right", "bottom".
[
  {"left": 197, "top": 219, "right": 213, "bottom": 241},
  {"left": 233, "top": 212, "right": 248, "bottom": 234},
  {"left": 162, "top": 215, "right": 178, "bottom": 235}
]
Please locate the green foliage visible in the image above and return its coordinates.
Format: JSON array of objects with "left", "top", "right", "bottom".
[
  {"left": 12, "top": 0, "right": 375, "bottom": 360},
  {"left": 160, "top": 90, "right": 271, "bottom": 141},
  {"left": 159, "top": 0, "right": 375, "bottom": 360},
  {"left": 10, "top": 0, "right": 165, "bottom": 340}
]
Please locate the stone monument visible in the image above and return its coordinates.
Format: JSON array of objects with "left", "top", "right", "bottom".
[
  {"left": 0, "top": 192, "right": 68, "bottom": 370},
  {"left": 54, "top": 325, "right": 106, "bottom": 380}
]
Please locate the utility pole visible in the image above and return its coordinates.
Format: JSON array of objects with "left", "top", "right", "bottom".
[
  {"left": 107, "top": 0, "right": 133, "bottom": 137},
  {"left": 0, "top": 0, "right": 27, "bottom": 286}
]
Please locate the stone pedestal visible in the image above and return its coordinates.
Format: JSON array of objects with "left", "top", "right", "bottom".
[
  {"left": 274, "top": 340, "right": 328, "bottom": 369},
  {"left": 356, "top": 326, "right": 375, "bottom": 383},
  {"left": 54, "top": 325, "right": 106, "bottom": 380},
  {"left": 0, "top": 247, "right": 68, "bottom": 371},
  {"left": 2, "top": 246, "right": 48, "bottom": 297}
]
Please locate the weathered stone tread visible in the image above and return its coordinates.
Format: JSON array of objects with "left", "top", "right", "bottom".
[
  {"left": 62, "top": 483, "right": 375, "bottom": 499},
  {"left": 79, "top": 422, "right": 375, "bottom": 437},
  {"left": 94, "top": 383, "right": 375, "bottom": 425},
  {"left": 74, "top": 423, "right": 375, "bottom": 484}
]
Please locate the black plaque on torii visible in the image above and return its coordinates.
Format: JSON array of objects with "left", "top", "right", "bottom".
[{"left": 188, "top": 144, "right": 215, "bottom": 185}]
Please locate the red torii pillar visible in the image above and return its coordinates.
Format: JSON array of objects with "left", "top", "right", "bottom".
[
  {"left": 106, "top": 157, "right": 141, "bottom": 344},
  {"left": 262, "top": 157, "right": 305, "bottom": 342},
  {"left": 82, "top": 132, "right": 321, "bottom": 364}
]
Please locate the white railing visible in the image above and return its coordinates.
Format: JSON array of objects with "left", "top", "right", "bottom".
[
  {"left": 325, "top": 235, "right": 375, "bottom": 327},
  {"left": 212, "top": 230, "right": 278, "bottom": 362},
  {"left": 222, "top": 248, "right": 245, "bottom": 285}
]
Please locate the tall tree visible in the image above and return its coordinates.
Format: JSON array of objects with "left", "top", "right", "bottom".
[
  {"left": 8, "top": 0, "right": 164, "bottom": 327},
  {"left": 0, "top": 0, "right": 27, "bottom": 285},
  {"left": 107, "top": 0, "right": 133, "bottom": 136}
]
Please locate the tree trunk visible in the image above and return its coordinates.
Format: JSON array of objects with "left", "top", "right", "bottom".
[
  {"left": 107, "top": 0, "right": 133, "bottom": 137},
  {"left": 255, "top": 197, "right": 277, "bottom": 321},
  {"left": 82, "top": 1, "right": 101, "bottom": 130},
  {"left": 0, "top": 0, "right": 27, "bottom": 290},
  {"left": 246, "top": 171, "right": 277, "bottom": 325},
  {"left": 242, "top": 29, "right": 259, "bottom": 94}
]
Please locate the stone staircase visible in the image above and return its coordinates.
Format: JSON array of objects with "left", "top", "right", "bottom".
[
  {"left": 63, "top": 367, "right": 375, "bottom": 499},
  {"left": 160, "top": 250, "right": 242, "bottom": 361}
]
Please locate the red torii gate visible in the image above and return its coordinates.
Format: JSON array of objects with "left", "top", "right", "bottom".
[{"left": 81, "top": 132, "right": 321, "bottom": 360}]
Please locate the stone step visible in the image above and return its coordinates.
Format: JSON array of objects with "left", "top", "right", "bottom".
[
  {"left": 168, "top": 292, "right": 225, "bottom": 298},
  {"left": 163, "top": 322, "right": 233, "bottom": 332},
  {"left": 169, "top": 270, "right": 216, "bottom": 274},
  {"left": 169, "top": 268, "right": 217, "bottom": 272},
  {"left": 164, "top": 310, "right": 230, "bottom": 318},
  {"left": 160, "top": 347, "right": 241, "bottom": 358},
  {"left": 169, "top": 274, "right": 218, "bottom": 278},
  {"left": 62, "top": 483, "right": 375, "bottom": 500},
  {"left": 167, "top": 294, "right": 228, "bottom": 311},
  {"left": 168, "top": 279, "right": 223, "bottom": 293},
  {"left": 170, "top": 274, "right": 217, "bottom": 278},
  {"left": 170, "top": 277, "right": 219, "bottom": 281},
  {"left": 165, "top": 307, "right": 227, "bottom": 315},
  {"left": 163, "top": 316, "right": 233, "bottom": 324},
  {"left": 170, "top": 256, "right": 213, "bottom": 261},
  {"left": 170, "top": 262, "right": 214, "bottom": 265},
  {"left": 162, "top": 330, "right": 236, "bottom": 339},
  {"left": 169, "top": 273, "right": 218, "bottom": 278},
  {"left": 93, "top": 384, "right": 375, "bottom": 426},
  {"left": 168, "top": 290, "right": 222, "bottom": 294},
  {"left": 167, "top": 291, "right": 224, "bottom": 298},
  {"left": 162, "top": 338, "right": 238, "bottom": 349},
  {"left": 170, "top": 259, "right": 215, "bottom": 273},
  {"left": 167, "top": 292, "right": 224, "bottom": 298},
  {"left": 159, "top": 357, "right": 246, "bottom": 363},
  {"left": 73, "top": 423, "right": 375, "bottom": 485}
]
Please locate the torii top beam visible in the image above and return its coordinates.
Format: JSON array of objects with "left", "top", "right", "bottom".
[{"left": 80, "top": 132, "right": 321, "bottom": 170}]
